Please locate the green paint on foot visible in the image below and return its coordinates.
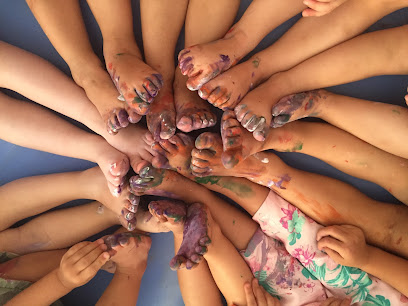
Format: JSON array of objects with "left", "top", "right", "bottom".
[
  {"left": 194, "top": 176, "right": 222, "bottom": 185},
  {"left": 116, "top": 53, "right": 125, "bottom": 56},
  {"left": 392, "top": 109, "right": 401, "bottom": 115},
  {"left": 284, "top": 141, "right": 303, "bottom": 152},
  {"left": 195, "top": 176, "right": 254, "bottom": 198},
  {"left": 133, "top": 96, "right": 144, "bottom": 104}
]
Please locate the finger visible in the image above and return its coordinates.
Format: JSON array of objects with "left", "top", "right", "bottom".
[
  {"left": 316, "top": 225, "right": 348, "bottom": 242},
  {"left": 253, "top": 278, "right": 267, "bottom": 305},
  {"left": 303, "top": 0, "right": 332, "bottom": 13},
  {"left": 79, "top": 251, "right": 110, "bottom": 280},
  {"left": 261, "top": 286, "right": 277, "bottom": 306},
  {"left": 75, "top": 244, "right": 107, "bottom": 271},
  {"left": 317, "top": 236, "right": 345, "bottom": 253},
  {"left": 302, "top": 8, "right": 326, "bottom": 17},
  {"left": 63, "top": 241, "right": 92, "bottom": 260},
  {"left": 68, "top": 241, "right": 104, "bottom": 265},
  {"left": 244, "top": 282, "right": 257, "bottom": 306}
]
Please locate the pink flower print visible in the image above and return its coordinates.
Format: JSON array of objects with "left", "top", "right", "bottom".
[
  {"left": 292, "top": 247, "right": 315, "bottom": 268},
  {"left": 280, "top": 204, "right": 296, "bottom": 230}
]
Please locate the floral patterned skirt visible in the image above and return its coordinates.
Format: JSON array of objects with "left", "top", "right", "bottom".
[{"left": 241, "top": 191, "right": 407, "bottom": 305}]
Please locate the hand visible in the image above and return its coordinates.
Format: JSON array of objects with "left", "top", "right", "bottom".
[
  {"left": 320, "top": 297, "right": 352, "bottom": 306},
  {"left": 104, "top": 232, "right": 152, "bottom": 275},
  {"left": 57, "top": 240, "right": 110, "bottom": 289},
  {"left": 233, "top": 278, "right": 280, "bottom": 306},
  {"left": 317, "top": 225, "right": 370, "bottom": 268},
  {"left": 302, "top": 0, "right": 348, "bottom": 17}
]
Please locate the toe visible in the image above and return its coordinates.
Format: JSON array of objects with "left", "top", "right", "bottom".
[
  {"left": 179, "top": 56, "right": 194, "bottom": 75},
  {"left": 191, "top": 156, "right": 209, "bottom": 168},
  {"left": 221, "top": 151, "right": 240, "bottom": 169},
  {"left": 170, "top": 255, "right": 185, "bottom": 270},
  {"left": 143, "top": 79, "right": 159, "bottom": 98},
  {"left": 159, "top": 139, "right": 178, "bottom": 155},
  {"left": 125, "top": 107, "right": 142, "bottom": 124},
  {"left": 253, "top": 123, "right": 269, "bottom": 142},
  {"left": 176, "top": 115, "right": 194, "bottom": 132},
  {"left": 116, "top": 109, "right": 130, "bottom": 128},
  {"left": 195, "top": 132, "right": 222, "bottom": 152},
  {"left": 198, "top": 84, "right": 214, "bottom": 100},
  {"left": 191, "top": 148, "right": 214, "bottom": 160},
  {"left": 160, "top": 117, "right": 176, "bottom": 140},
  {"left": 110, "top": 159, "right": 130, "bottom": 178},
  {"left": 152, "top": 154, "right": 171, "bottom": 169},
  {"left": 135, "top": 86, "right": 153, "bottom": 103},
  {"left": 151, "top": 74, "right": 164, "bottom": 90},
  {"left": 272, "top": 114, "right": 291, "bottom": 128}
]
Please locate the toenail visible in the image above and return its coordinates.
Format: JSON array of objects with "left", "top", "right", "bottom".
[{"left": 117, "top": 94, "right": 125, "bottom": 102}]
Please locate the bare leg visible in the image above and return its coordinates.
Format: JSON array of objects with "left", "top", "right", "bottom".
[
  {"left": 26, "top": 0, "right": 131, "bottom": 131},
  {"left": 173, "top": 0, "right": 239, "bottom": 132},
  {"left": 198, "top": 0, "right": 408, "bottom": 109},
  {"left": 178, "top": 0, "right": 306, "bottom": 90},
  {"left": 271, "top": 89, "right": 408, "bottom": 159},
  {"left": 140, "top": 0, "right": 188, "bottom": 140},
  {"left": 220, "top": 110, "right": 408, "bottom": 204},
  {"left": 86, "top": 0, "right": 163, "bottom": 115},
  {"left": 0, "top": 92, "right": 129, "bottom": 195},
  {"left": 234, "top": 25, "right": 408, "bottom": 141},
  {"left": 0, "top": 41, "right": 155, "bottom": 170},
  {"left": 190, "top": 132, "right": 408, "bottom": 259}
]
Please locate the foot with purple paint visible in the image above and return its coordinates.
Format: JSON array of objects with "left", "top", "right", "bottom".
[
  {"left": 105, "top": 49, "right": 163, "bottom": 115},
  {"left": 233, "top": 78, "right": 285, "bottom": 141},
  {"left": 178, "top": 33, "right": 245, "bottom": 91},
  {"left": 198, "top": 57, "right": 263, "bottom": 110},
  {"left": 85, "top": 167, "right": 138, "bottom": 231},
  {"left": 272, "top": 90, "right": 326, "bottom": 128},
  {"left": 170, "top": 202, "right": 213, "bottom": 270},
  {"left": 148, "top": 200, "right": 187, "bottom": 235},
  {"left": 105, "top": 124, "right": 156, "bottom": 171},
  {"left": 146, "top": 87, "right": 177, "bottom": 141},
  {"left": 192, "top": 132, "right": 268, "bottom": 179},
  {"left": 173, "top": 70, "right": 217, "bottom": 132},
  {"left": 220, "top": 110, "right": 265, "bottom": 169},
  {"left": 150, "top": 132, "right": 195, "bottom": 177}
]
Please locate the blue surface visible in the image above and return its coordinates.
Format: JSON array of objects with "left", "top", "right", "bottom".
[{"left": 0, "top": 1, "right": 407, "bottom": 305}]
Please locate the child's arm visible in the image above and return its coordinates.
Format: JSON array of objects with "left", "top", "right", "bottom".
[
  {"left": 96, "top": 232, "right": 151, "bottom": 305},
  {"left": 317, "top": 224, "right": 408, "bottom": 296},
  {"left": 6, "top": 240, "right": 110, "bottom": 306}
]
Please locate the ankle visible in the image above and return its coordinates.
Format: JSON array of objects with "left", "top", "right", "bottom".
[{"left": 103, "top": 38, "right": 141, "bottom": 59}]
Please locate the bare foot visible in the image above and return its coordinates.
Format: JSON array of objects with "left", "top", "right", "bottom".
[
  {"left": 105, "top": 123, "right": 156, "bottom": 171},
  {"left": 73, "top": 64, "right": 131, "bottom": 135},
  {"left": 107, "top": 106, "right": 143, "bottom": 134},
  {"left": 150, "top": 132, "right": 195, "bottom": 176},
  {"left": 129, "top": 162, "right": 180, "bottom": 199},
  {"left": 178, "top": 35, "right": 243, "bottom": 91},
  {"left": 169, "top": 202, "right": 212, "bottom": 270},
  {"left": 271, "top": 90, "right": 326, "bottom": 128},
  {"left": 173, "top": 71, "right": 217, "bottom": 132},
  {"left": 87, "top": 167, "right": 139, "bottom": 231},
  {"left": 198, "top": 59, "right": 260, "bottom": 110},
  {"left": 94, "top": 140, "right": 130, "bottom": 196},
  {"left": 146, "top": 87, "right": 177, "bottom": 141},
  {"left": 192, "top": 132, "right": 266, "bottom": 179},
  {"left": 148, "top": 200, "right": 187, "bottom": 235},
  {"left": 233, "top": 79, "right": 284, "bottom": 141},
  {"left": 220, "top": 110, "right": 264, "bottom": 169},
  {"left": 105, "top": 51, "right": 163, "bottom": 114}
]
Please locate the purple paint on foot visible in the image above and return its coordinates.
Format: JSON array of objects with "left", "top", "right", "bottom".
[{"left": 275, "top": 174, "right": 291, "bottom": 189}]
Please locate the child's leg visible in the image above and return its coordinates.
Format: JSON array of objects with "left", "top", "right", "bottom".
[
  {"left": 198, "top": 0, "right": 407, "bottom": 109},
  {"left": 220, "top": 111, "right": 408, "bottom": 204},
  {"left": 178, "top": 0, "right": 306, "bottom": 90},
  {"left": 172, "top": 0, "right": 238, "bottom": 132},
  {"left": 0, "top": 249, "right": 66, "bottom": 282},
  {"left": 26, "top": 0, "right": 129, "bottom": 127},
  {"left": 190, "top": 133, "right": 408, "bottom": 259},
  {"left": 139, "top": 0, "right": 187, "bottom": 140},
  {"left": 0, "top": 201, "right": 119, "bottom": 255},
  {"left": 0, "top": 41, "right": 153, "bottom": 171},
  {"left": 86, "top": 0, "right": 163, "bottom": 115},
  {"left": 0, "top": 92, "right": 128, "bottom": 195},
  {"left": 234, "top": 25, "right": 408, "bottom": 141},
  {"left": 272, "top": 90, "right": 408, "bottom": 159}
]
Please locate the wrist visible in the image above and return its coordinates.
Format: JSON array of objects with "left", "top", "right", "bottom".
[
  {"left": 115, "top": 265, "right": 146, "bottom": 278},
  {"left": 55, "top": 268, "right": 76, "bottom": 292},
  {"left": 359, "top": 245, "right": 376, "bottom": 270}
]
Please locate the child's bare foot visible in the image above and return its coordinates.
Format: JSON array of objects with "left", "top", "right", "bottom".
[
  {"left": 148, "top": 200, "right": 186, "bottom": 235},
  {"left": 169, "top": 202, "right": 212, "bottom": 270},
  {"left": 105, "top": 51, "right": 163, "bottom": 114},
  {"left": 150, "top": 132, "right": 195, "bottom": 176},
  {"left": 87, "top": 167, "right": 139, "bottom": 231},
  {"left": 198, "top": 59, "right": 260, "bottom": 110},
  {"left": 271, "top": 90, "right": 326, "bottom": 127},
  {"left": 105, "top": 124, "right": 156, "bottom": 171},
  {"left": 94, "top": 140, "right": 130, "bottom": 196},
  {"left": 178, "top": 35, "right": 243, "bottom": 91},
  {"left": 146, "top": 88, "right": 177, "bottom": 140},
  {"left": 107, "top": 107, "right": 143, "bottom": 134},
  {"left": 220, "top": 110, "right": 264, "bottom": 169},
  {"left": 192, "top": 132, "right": 265, "bottom": 179},
  {"left": 73, "top": 64, "right": 131, "bottom": 135},
  {"left": 129, "top": 162, "right": 180, "bottom": 198},
  {"left": 173, "top": 71, "right": 217, "bottom": 132}
]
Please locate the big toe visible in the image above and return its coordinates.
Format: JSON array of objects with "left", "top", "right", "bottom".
[{"left": 195, "top": 132, "right": 223, "bottom": 152}]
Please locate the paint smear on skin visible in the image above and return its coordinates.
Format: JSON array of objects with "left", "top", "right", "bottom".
[
  {"left": 284, "top": 141, "right": 303, "bottom": 152},
  {"left": 195, "top": 176, "right": 254, "bottom": 198},
  {"left": 252, "top": 57, "right": 260, "bottom": 68},
  {"left": 392, "top": 109, "right": 401, "bottom": 115},
  {"left": 278, "top": 133, "right": 293, "bottom": 144},
  {"left": 108, "top": 62, "right": 113, "bottom": 70},
  {"left": 274, "top": 174, "right": 291, "bottom": 189}
]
